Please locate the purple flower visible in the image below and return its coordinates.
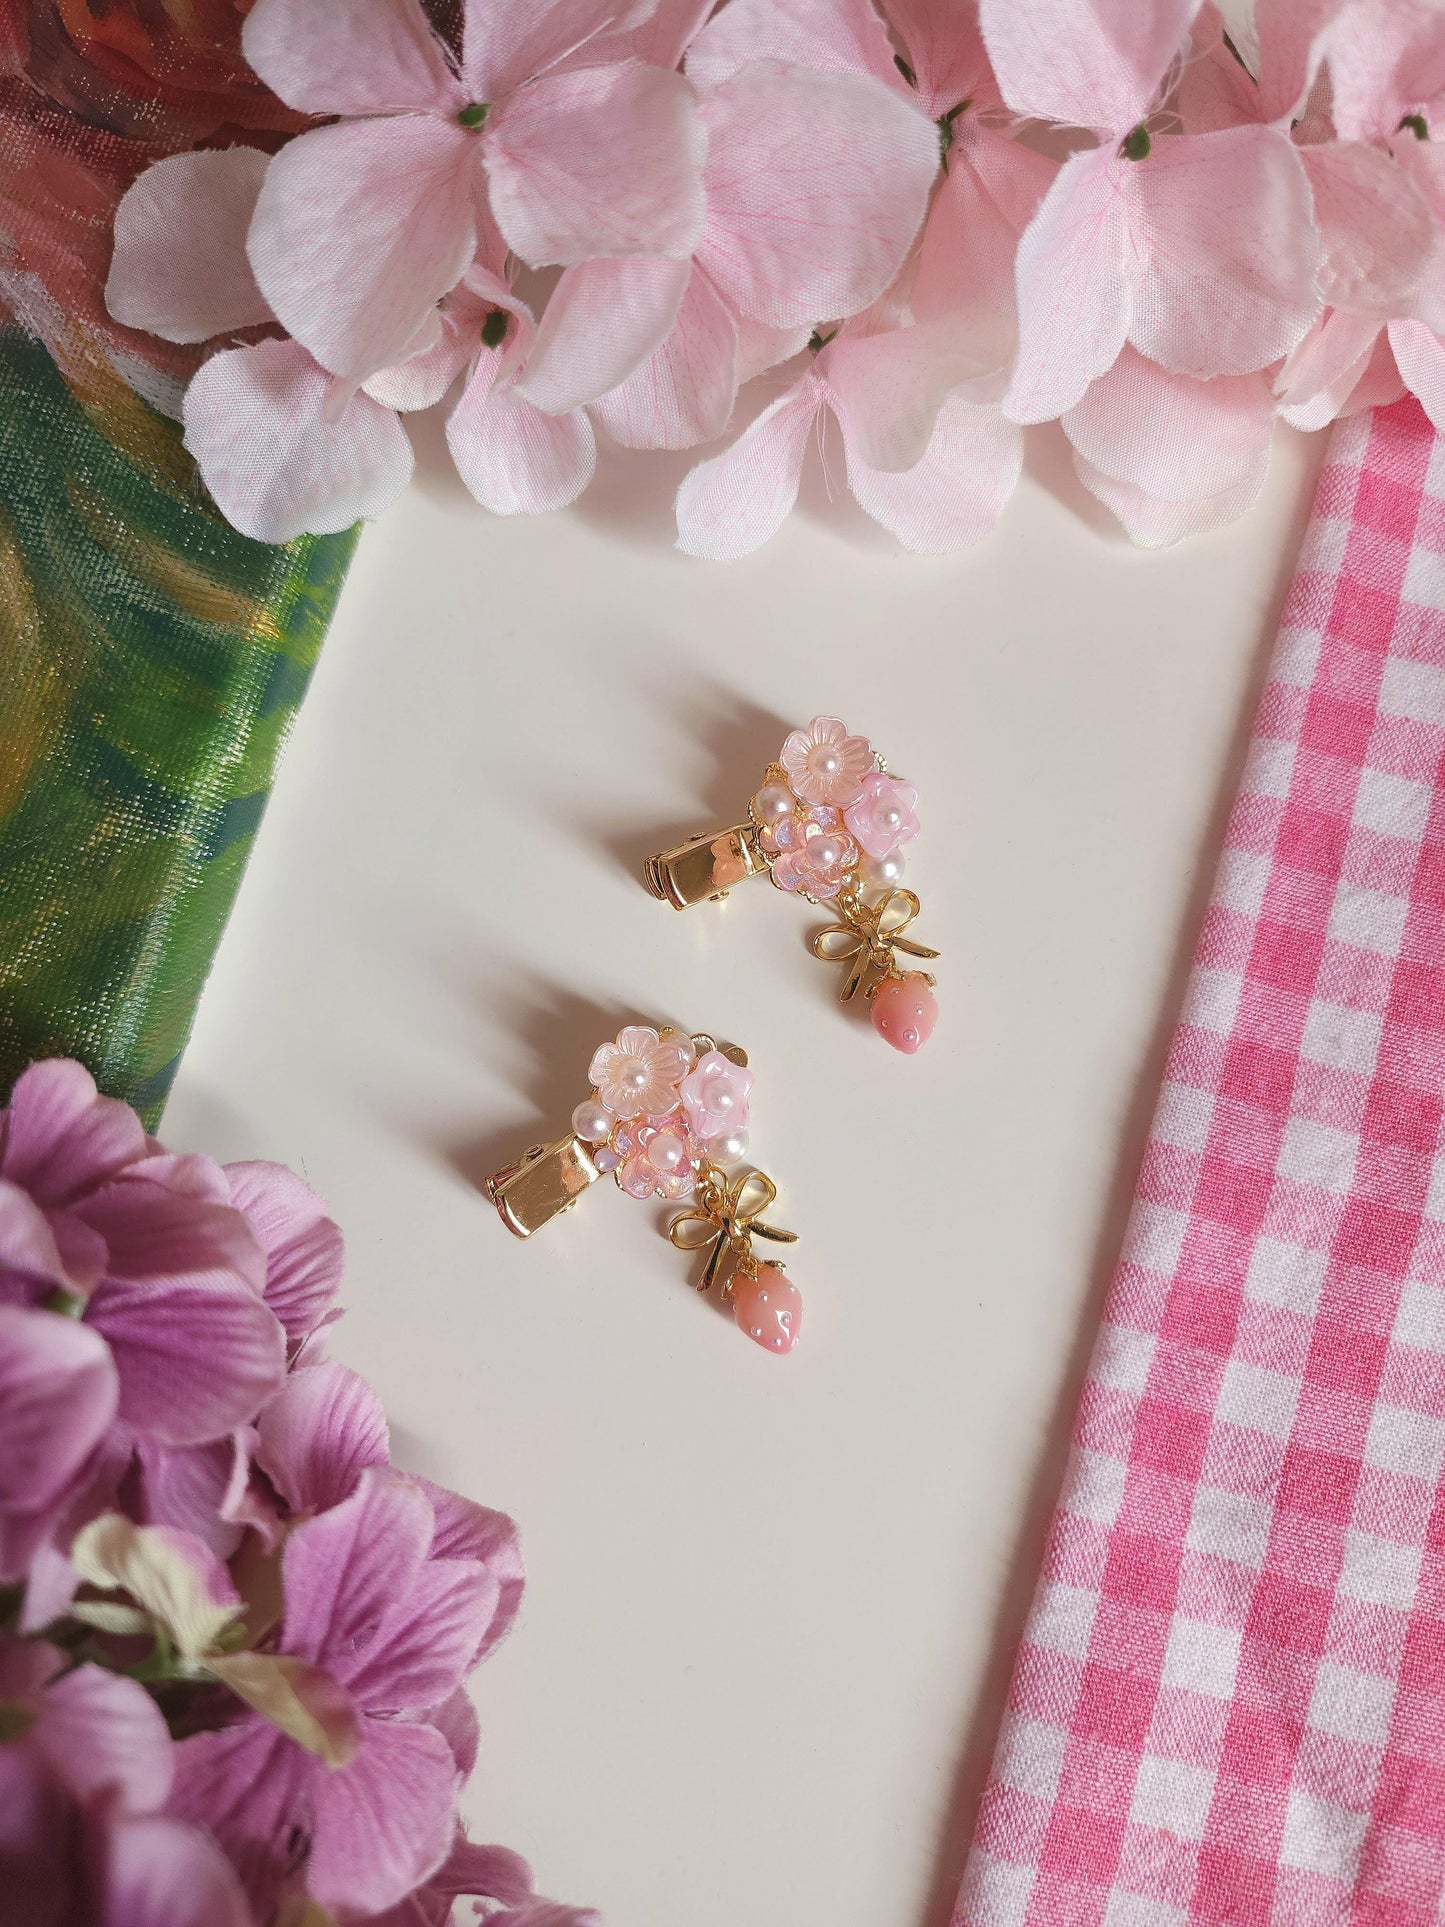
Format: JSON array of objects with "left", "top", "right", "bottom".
[
  {"left": 362, "top": 1832, "right": 603, "bottom": 1927},
  {"left": 0, "top": 1637, "right": 252, "bottom": 1925},
  {"left": 0, "top": 1303, "right": 117, "bottom": 1586},
  {"left": 0, "top": 1063, "right": 286, "bottom": 1460},
  {"left": 168, "top": 1467, "right": 511, "bottom": 1918}
]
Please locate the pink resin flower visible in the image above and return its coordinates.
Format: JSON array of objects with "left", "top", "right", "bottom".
[
  {"left": 780, "top": 716, "right": 874, "bottom": 808},
  {"left": 588, "top": 1027, "right": 694, "bottom": 1120},
  {"left": 613, "top": 1110, "right": 700, "bottom": 1203},
  {"left": 844, "top": 772, "right": 920, "bottom": 859},
  {"left": 763, "top": 806, "right": 860, "bottom": 901},
  {"left": 679, "top": 1052, "right": 753, "bottom": 1142}
]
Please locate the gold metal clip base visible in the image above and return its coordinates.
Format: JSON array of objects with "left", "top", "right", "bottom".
[
  {"left": 486, "top": 1132, "right": 601, "bottom": 1239},
  {"left": 644, "top": 823, "right": 766, "bottom": 910}
]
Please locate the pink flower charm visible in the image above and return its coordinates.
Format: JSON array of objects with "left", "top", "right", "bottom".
[
  {"left": 679, "top": 1052, "right": 753, "bottom": 1142},
  {"left": 844, "top": 772, "right": 920, "bottom": 860},
  {"left": 762, "top": 806, "right": 860, "bottom": 901},
  {"left": 588, "top": 1027, "right": 693, "bottom": 1120},
  {"left": 613, "top": 1111, "right": 700, "bottom": 1203},
  {"left": 779, "top": 716, "right": 874, "bottom": 808}
]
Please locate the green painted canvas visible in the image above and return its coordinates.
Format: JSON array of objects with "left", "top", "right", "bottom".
[{"left": 0, "top": 327, "right": 355, "bottom": 1124}]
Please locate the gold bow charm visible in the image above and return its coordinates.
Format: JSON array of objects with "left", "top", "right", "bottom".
[
  {"left": 668, "top": 1167, "right": 798, "bottom": 1295},
  {"left": 810, "top": 887, "right": 940, "bottom": 1001}
]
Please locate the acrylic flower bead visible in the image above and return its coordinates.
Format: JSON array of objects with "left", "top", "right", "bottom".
[
  {"left": 844, "top": 771, "right": 919, "bottom": 860},
  {"left": 589, "top": 1026, "right": 694, "bottom": 1120},
  {"left": 679, "top": 1051, "right": 753, "bottom": 1142},
  {"left": 613, "top": 1111, "right": 700, "bottom": 1201},
  {"left": 762, "top": 806, "right": 860, "bottom": 901},
  {"left": 779, "top": 715, "right": 874, "bottom": 808}
]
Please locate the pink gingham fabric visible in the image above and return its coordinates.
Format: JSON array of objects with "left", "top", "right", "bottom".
[{"left": 958, "top": 398, "right": 1445, "bottom": 1927}]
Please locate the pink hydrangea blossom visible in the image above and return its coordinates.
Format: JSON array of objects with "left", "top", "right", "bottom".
[
  {"left": 982, "top": 0, "right": 1322, "bottom": 425},
  {"left": 520, "top": 42, "right": 941, "bottom": 440},
  {"left": 107, "top": 148, "right": 421, "bottom": 542},
  {"left": 675, "top": 317, "right": 1024, "bottom": 558},
  {"left": 845, "top": 771, "right": 921, "bottom": 859},
  {"left": 238, "top": 0, "right": 707, "bottom": 385}
]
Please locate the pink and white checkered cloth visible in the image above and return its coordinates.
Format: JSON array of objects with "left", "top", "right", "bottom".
[{"left": 957, "top": 397, "right": 1445, "bottom": 1927}]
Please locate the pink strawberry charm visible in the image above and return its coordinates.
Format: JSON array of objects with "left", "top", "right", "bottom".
[
  {"left": 870, "top": 973, "right": 938, "bottom": 1053},
  {"left": 732, "top": 1262, "right": 802, "bottom": 1355}
]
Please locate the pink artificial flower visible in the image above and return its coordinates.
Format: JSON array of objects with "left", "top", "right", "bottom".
[
  {"left": 780, "top": 715, "right": 874, "bottom": 808},
  {"left": 239, "top": 0, "right": 707, "bottom": 384},
  {"left": 370, "top": 257, "right": 599, "bottom": 516},
  {"left": 589, "top": 1026, "right": 694, "bottom": 1119},
  {"left": 108, "top": 148, "right": 423, "bottom": 542},
  {"left": 761, "top": 806, "right": 860, "bottom": 900},
  {"left": 0, "top": 1060, "right": 284, "bottom": 1472},
  {"left": 982, "top": 0, "right": 1321, "bottom": 424},
  {"left": 675, "top": 317, "right": 1023, "bottom": 557},
  {"left": 844, "top": 771, "right": 920, "bottom": 859},
  {"left": 1271, "top": 1, "right": 1445, "bottom": 434},
  {"left": 168, "top": 1467, "right": 499, "bottom": 1919},
  {"left": 519, "top": 18, "right": 940, "bottom": 443},
  {"left": 679, "top": 1051, "right": 753, "bottom": 1141},
  {"left": 669, "top": 0, "right": 1054, "bottom": 455},
  {"left": 1061, "top": 345, "right": 1282, "bottom": 545},
  {"left": 0, "top": 1639, "right": 251, "bottom": 1926}
]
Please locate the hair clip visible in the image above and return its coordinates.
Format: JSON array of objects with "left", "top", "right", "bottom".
[
  {"left": 644, "top": 715, "right": 939, "bottom": 1052},
  {"left": 486, "top": 1024, "right": 802, "bottom": 1355}
]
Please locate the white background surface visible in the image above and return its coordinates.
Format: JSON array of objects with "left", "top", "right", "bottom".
[{"left": 165, "top": 418, "right": 1323, "bottom": 1927}]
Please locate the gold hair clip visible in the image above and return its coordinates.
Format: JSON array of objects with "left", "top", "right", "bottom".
[
  {"left": 487, "top": 1025, "right": 802, "bottom": 1354},
  {"left": 645, "top": 714, "right": 939, "bottom": 1051}
]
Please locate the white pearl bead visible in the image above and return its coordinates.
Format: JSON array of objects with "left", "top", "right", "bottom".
[
  {"left": 647, "top": 1132, "right": 686, "bottom": 1173},
  {"left": 707, "top": 1129, "right": 749, "bottom": 1164},
  {"left": 810, "top": 836, "right": 842, "bottom": 871},
  {"left": 816, "top": 749, "right": 841, "bottom": 775},
  {"left": 594, "top": 1145, "right": 621, "bottom": 1173},
  {"left": 861, "top": 850, "right": 906, "bottom": 888},
  {"left": 709, "top": 1083, "right": 735, "bottom": 1113},
  {"left": 881, "top": 805, "right": 903, "bottom": 830},
  {"left": 753, "top": 782, "right": 794, "bottom": 823},
  {"left": 624, "top": 1063, "right": 648, "bottom": 1090},
  {"left": 572, "top": 1100, "right": 613, "bottom": 1143}
]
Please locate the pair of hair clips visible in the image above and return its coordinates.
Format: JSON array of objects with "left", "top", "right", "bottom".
[{"left": 488, "top": 715, "right": 939, "bottom": 1358}]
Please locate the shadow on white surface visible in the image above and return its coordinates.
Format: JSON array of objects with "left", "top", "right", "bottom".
[{"left": 405, "top": 381, "right": 1134, "bottom": 557}]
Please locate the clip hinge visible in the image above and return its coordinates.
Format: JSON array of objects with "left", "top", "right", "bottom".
[
  {"left": 644, "top": 823, "right": 766, "bottom": 910},
  {"left": 486, "top": 1133, "right": 601, "bottom": 1239}
]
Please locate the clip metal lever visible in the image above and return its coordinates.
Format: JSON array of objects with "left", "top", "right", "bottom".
[
  {"left": 643, "top": 822, "right": 767, "bottom": 910},
  {"left": 486, "top": 1132, "right": 601, "bottom": 1239}
]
